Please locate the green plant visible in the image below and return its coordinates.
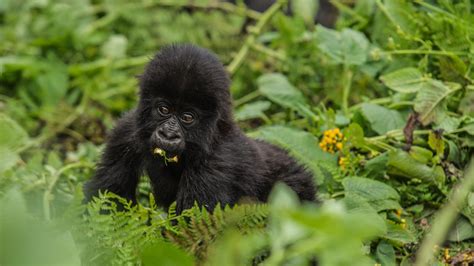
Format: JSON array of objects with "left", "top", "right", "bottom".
[{"left": 1, "top": 0, "right": 473, "bottom": 265}]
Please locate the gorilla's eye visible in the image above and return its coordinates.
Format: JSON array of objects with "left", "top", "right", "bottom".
[
  {"left": 180, "top": 113, "right": 194, "bottom": 124},
  {"left": 158, "top": 106, "right": 170, "bottom": 115}
]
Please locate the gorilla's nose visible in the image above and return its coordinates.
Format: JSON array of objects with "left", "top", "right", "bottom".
[{"left": 158, "top": 128, "right": 181, "bottom": 142}]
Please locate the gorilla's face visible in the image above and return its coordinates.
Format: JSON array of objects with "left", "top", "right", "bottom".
[
  {"left": 147, "top": 96, "right": 218, "bottom": 160},
  {"left": 150, "top": 99, "right": 190, "bottom": 158},
  {"left": 137, "top": 45, "right": 233, "bottom": 162}
]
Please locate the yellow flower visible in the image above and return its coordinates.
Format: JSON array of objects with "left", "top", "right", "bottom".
[
  {"left": 319, "top": 128, "right": 345, "bottom": 154},
  {"left": 444, "top": 248, "right": 450, "bottom": 260}
]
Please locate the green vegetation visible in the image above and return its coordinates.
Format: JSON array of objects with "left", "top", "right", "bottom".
[{"left": 1, "top": 0, "right": 473, "bottom": 265}]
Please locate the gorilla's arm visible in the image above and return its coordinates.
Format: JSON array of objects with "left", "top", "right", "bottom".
[
  {"left": 175, "top": 166, "right": 234, "bottom": 213},
  {"left": 84, "top": 112, "right": 144, "bottom": 204}
]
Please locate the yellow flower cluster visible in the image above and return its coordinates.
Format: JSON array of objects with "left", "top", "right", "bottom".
[{"left": 319, "top": 128, "right": 344, "bottom": 154}]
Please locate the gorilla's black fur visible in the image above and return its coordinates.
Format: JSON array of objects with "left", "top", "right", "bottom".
[{"left": 84, "top": 44, "right": 316, "bottom": 213}]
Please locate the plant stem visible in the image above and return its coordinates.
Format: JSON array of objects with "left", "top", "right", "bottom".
[
  {"left": 384, "top": 50, "right": 467, "bottom": 57},
  {"left": 330, "top": 0, "right": 368, "bottom": 26},
  {"left": 250, "top": 43, "right": 286, "bottom": 62},
  {"left": 415, "top": 158, "right": 474, "bottom": 266},
  {"left": 234, "top": 90, "right": 261, "bottom": 107},
  {"left": 227, "top": 0, "right": 287, "bottom": 75},
  {"left": 366, "top": 129, "right": 431, "bottom": 142},
  {"left": 69, "top": 55, "right": 150, "bottom": 75},
  {"left": 349, "top": 97, "right": 393, "bottom": 111},
  {"left": 341, "top": 66, "right": 353, "bottom": 115},
  {"left": 43, "top": 162, "right": 94, "bottom": 220}
]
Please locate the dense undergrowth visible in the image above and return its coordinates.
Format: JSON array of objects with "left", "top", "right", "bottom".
[{"left": 1, "top": 0, "right": 473, "bottom": 265}]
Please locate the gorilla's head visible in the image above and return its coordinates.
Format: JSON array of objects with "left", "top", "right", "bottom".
[{"left": 137, "top": 44, "right": 234, "bottom": 161}]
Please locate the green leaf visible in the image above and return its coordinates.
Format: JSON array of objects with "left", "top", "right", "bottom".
[
  {"left": 342, "top": 176, "right": 401, "bottom": 212},
  {"left": 250, "top": 125, "right": 337, "bottom": 184},
  {"left": 341, "top": 193, "right": 387, "bottom": 234},
  {"left": 101, "top": 35, "right": 128, "bottom": 59},
  {"left": 235, "top": 101, "right": 271, "bottom": 121},
  {"left": 461, "top": 192, "right": 474, "bottom": 224},
  {"left": 0, "top": 147, "right": 19, "bottom": 173},
  {"left": 458, "top": 91, "right": 474, "bottom": 116},
  {"left": 447, "top": 216, "right": 474, "bottom": 242},
  {"left": 34, "top": 59, "right": 69, "bottom": 107},
  {"left": 1, "top": 189, "right": 81, "bottom": 266},
  {"left": 408, "top": 146, "right": 433, "bottom": 164},
  {"left": 0, "top": 114, "right": 29, "bottom": 151},
  {"left": 140, "top": 241, "right": 194, "bottom": 266},
  {"left": 343, "top": 123, "right": 367, "bottom": 149},
  {"left": 376, "top": 240, "right": 396, "bottom": 266},
  {"left": 282, "top": 201, "right": 382, "bottom": 266},
  {"left": 362, "top": 153, "right": 388, "bottom": 179},
  {"left": 414, "top": 80, "right": 459, "bottom": 126},
  {"left": 315, "top": 26, "right": 370, "bottom": 66},
  {"left": 428, "top": 131, "right": 445, "bottom": 156},
  {"left": 433, "top": 112, "right": 461, "bottom": 132},
  {"left": 383, "top": 222, "right": 416, "bottom": 246},
  {"left": 380, "top": 68, "right": 425, "bottom": 93},
  {"left": 387, "top": 150, "right": 445, "bottom": 185},
  {"left": 379, "top": 0, "right": 417, "bottom": 35},
  {"left": 291, "top": 0, "right": 319, "bottom": 26},
  {"left": 258, "top": 73, "right": 316, "bottom": 119},
  {"left": 359, "top": 103, "right": 405, "bottom": 135}
]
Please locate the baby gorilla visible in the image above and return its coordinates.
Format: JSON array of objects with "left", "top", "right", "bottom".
[{"left": 84, "top": 44, "right": 316, "bottom": 213}]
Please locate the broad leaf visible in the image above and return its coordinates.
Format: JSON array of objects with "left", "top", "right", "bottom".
[
  {"left": 342, "top": 176, "right": 401, "bottom": 212},
  {"left": 359, "top": 103, "right": 405, "bottom": 135},
  {"left": 341, "top": 193, "right": 387, "bottom": 234},
  {"left": 250, "top": 125, "right": 337, "bottom": 184},
  {"left": 387, "top": 150, "right": 445, "bottom": 185},
  {"left": 315, "top": 26, "right": 370, "bottom": 66},
  {"left": 376, "top": 241, "right": 396, "bottom": 266},
  {"left": 383, "top": 222, "right": 416, "bottom": 246},
  {"left": 235, "top": 101, "right": 271, "bottom": 121},
  {"left": 461, "top": 192, "right": 474, "bottom": 224},
  {"left": 447, "top": 216, "right": 474, "bottom": 242},
  {"left": 459, "top": 91, "right": 474, "bottom": 116},
  {"left": 380, "top": 0, "right": 417, "bottom": 35},
  {"left": 380, "top": 68, "right": 425, "bottom": 93},
  {"left": 414, "top": 80, "right": 459, "bottom": 126},
  {"left": 258, "top": 73, "right": 316, "bottom": 119},
  {"left": 362, "top": 153, "right": 388, "bottom": 179}
]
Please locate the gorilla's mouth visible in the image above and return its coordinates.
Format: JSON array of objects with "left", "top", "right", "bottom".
[{"left": 153, "top": 147, "right": 179, "bottom": 163}]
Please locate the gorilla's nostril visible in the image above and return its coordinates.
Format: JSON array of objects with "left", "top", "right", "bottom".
[{"left": 158, "top": 128, "right": 181, "bottom": 141}]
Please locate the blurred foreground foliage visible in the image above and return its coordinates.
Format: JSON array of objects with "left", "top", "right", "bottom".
[{"left": 1, "top": 0, "right": 473, "bottom": 265}]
